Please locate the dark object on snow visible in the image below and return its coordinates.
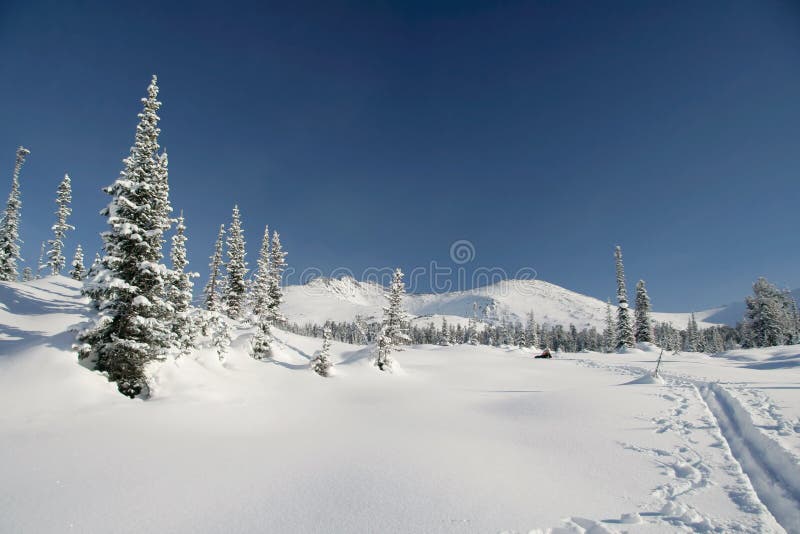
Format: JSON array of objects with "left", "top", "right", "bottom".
[{"left": 535, "top": 348, "right": 552, "bottom": 359}]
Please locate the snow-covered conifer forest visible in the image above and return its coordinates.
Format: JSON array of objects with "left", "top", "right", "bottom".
[{"left": 2, "top": 77, "right": 800, "bottom": 533}]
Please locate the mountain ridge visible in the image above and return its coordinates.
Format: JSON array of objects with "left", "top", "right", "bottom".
[{"left": 282, "top": 276, "right": 732, "bottom": 329}]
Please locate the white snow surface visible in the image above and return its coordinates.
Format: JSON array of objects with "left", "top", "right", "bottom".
[
  {"left": 2, "top": 276, "right": 799, "bottom": 533},
  {"left": 282, "top": 276, "right": 725, "bottom": 329}
]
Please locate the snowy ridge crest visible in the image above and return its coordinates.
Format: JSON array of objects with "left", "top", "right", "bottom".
[{"left": 282, "top": 275, "right": 723, "bottom": 329}]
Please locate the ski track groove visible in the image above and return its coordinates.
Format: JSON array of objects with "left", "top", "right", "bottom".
[
  {"left": 699, "top": 383, "right": 800, "bottom": 534},
  {"left": 573, "top": 357, "right": 788, "bottom": 533}
]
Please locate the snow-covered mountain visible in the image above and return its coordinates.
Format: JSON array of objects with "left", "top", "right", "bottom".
[{"left": 282, "top": 276, "right": 725, "bottom": 329}]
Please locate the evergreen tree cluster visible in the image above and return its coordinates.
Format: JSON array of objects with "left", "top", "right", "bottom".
[
  {"left": 71, "top": 76, "right": 295, "bottom": 394},
  {"left": 0, "top": 140, "right": 86, "bottom": 283},
  {"left": 742, "top": 277, "right": 799, "bottom": 348}
]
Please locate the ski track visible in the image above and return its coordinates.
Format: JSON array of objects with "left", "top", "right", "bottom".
[
  {"left": 700, "top": 383, "right": 800, "bottom": 533},
  {"left": 572, "top": 357, "right": 786, "bottom": 533},
  {"left": 724, "top": 386, "right": 800, "bottom": 455}
]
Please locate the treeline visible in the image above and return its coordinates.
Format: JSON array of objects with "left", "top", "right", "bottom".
[
  {"left": 286, "top": 266, "right": 798, "bottom": 355},
  {"left": 0, "top": 148, "right": 86, "bottom": 282},
  {"left": 286, "top": 314, "right": 741, "bottom": 354}
]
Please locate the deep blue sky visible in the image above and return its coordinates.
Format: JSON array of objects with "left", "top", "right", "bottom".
[{"left": 1, "top": 0, "right": 798, "bottom": 310}]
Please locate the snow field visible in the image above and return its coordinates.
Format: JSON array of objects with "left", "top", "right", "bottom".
[{"left": 1, "top": 277, "right": 798, "bottom": 533}]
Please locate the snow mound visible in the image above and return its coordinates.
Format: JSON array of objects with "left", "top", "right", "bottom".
[
  {"left": 619, "top": 512, "right": 642, "bottom": 524},
  {"left": 623, "top": 373, "right": 664, "bottom": 385}
]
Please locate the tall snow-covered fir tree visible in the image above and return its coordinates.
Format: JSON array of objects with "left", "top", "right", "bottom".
[
  {"left": 203, "top": 224, "right": 225, "bottom": 312},
  {"left": 614, "top": 246, "right": 635, "bottom": 349},
  {"left": 46, "top": 173, "right": 74, "bottom": 275},
  {"left": 685, "top": 313, "right": 700, "bottom": 351},
  {"left": 224, "top": 206, "right": 248, "bottom": 319},
  {"left": 76, "top": 75, "right": 176, "bottom": 398},
  {"left": 603, "top": 299, "right": 616, "bottom": 352},
  {"left": 266, "top": 229, "right": 287, "bottom": 323},
  {"left": 375, "top": 268, "right": 408, "bottom": 371},
  {"left": 525, "top": 310, "right": 539, "bottom": 349},
  {"left": 69, "top": 244, "right": 86, "bottom": 280},
  {"left": 634, "top": 279, "right": 653, "bottom": 343},
  {"left": 310, "top": 323, "right": 334, "bottom": 376},
  {"left": 251, "top": 225, "right": 272, "bottom": 319},
  {"left": 439, "top": 316, "right": 451, "bottom": 346},
  {"left": 249, "top": 226, "right": 275, "bottom": 360},
  {"left": 168, "top": 211, "right": 197, "bottom": 354},
  {"left": 0, "top": 146, "right": 30, "bottom": 281}
]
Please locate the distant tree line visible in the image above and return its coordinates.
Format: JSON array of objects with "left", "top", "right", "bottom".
[{"left": 286, "top": 257, "right": 799, "bottom": 355}]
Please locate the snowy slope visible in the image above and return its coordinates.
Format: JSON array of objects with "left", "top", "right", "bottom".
[
  {"left": 282, "top": 276, "right": 725, "bottom": 329},
  {"left": 2, "top": 276, "right": 800, "bottom": 533}
]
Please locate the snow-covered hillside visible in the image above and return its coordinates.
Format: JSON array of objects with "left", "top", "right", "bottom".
[
  {"left": 282, "top": 276, "right": 726, "bottom": 329},
  {"left": 2, "top": 276, "right": 800, "bottom": 533}
]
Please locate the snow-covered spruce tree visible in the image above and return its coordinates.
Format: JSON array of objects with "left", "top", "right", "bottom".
[
  {"left": 21, "top": 267, "right": 33, "bottom": 281},
  {"left": 0, "top": 146, "right": 31, "bottom": 281},
  {"left": 634, "top": 279, "right": 653, "bottom": 343},
  {"left": 203, "top": 224, "right": 225, "bottom": 312},
  {"left": 354, "top": 315, "right": 369, "bottom": 345},
  {"left": 36, "top": 241, "right": 46, "bottom": 279},
  {"left": 310, "top": 323, "right": 334, "bottom": 376},
  {"left": 685, "top": 313, "right": 700, "bottom": 351},
  {"left": 69, "top": 244, "right": 86, "bottom": 280},
  {"left": 266, "top": 229, "right": 287, "bottom": 322},
  {"left": 525, "top": 310, "right": 539, "bottom": 349},
  {"left": 250, "top": 313, "right": 272, "bottom": 360},
  {"left": 224, "top": 205, "right": 247, "bottom": 319},
  {"left": 602, "top": 299, "right": 616, "bottom": 353},
  {"left": 251, "top": 225, "right": 272, "bottom": 318},
  {"left": 212, "top": 313, "right": 232, "bottom": 362},
  {"left": 744, "top": 277, "right": 795, "bottom": 347},
  {"left": 249, "top": 226, "right": 276, "bottom": 360},
  {"left": 168, "top": 212, "right": 197, "bottom": 354},
  {"left": 47, "top": 173, "right": 74, "bottom": 275},
  {"left": 76, "top": 75, "right": 175, "bottom": 398},
  {"left": 667, "top": 325, "right": 681, "bottom": 354},
  {"left": 375, "top": 268, "right": 409, "bottom": 371},
  {"left": 614, "top": 246, "right": 635, "bottom": 349},
  {"left": 439, "top": 316, "right": 451, "bottom": 346},
  {"left": 708, "top": 327, "right": 724, "bottom": 354}
]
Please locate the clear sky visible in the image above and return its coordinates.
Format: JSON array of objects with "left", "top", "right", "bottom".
[{"left": 0, "top": 0, "right": 798, "bottom": 310}]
